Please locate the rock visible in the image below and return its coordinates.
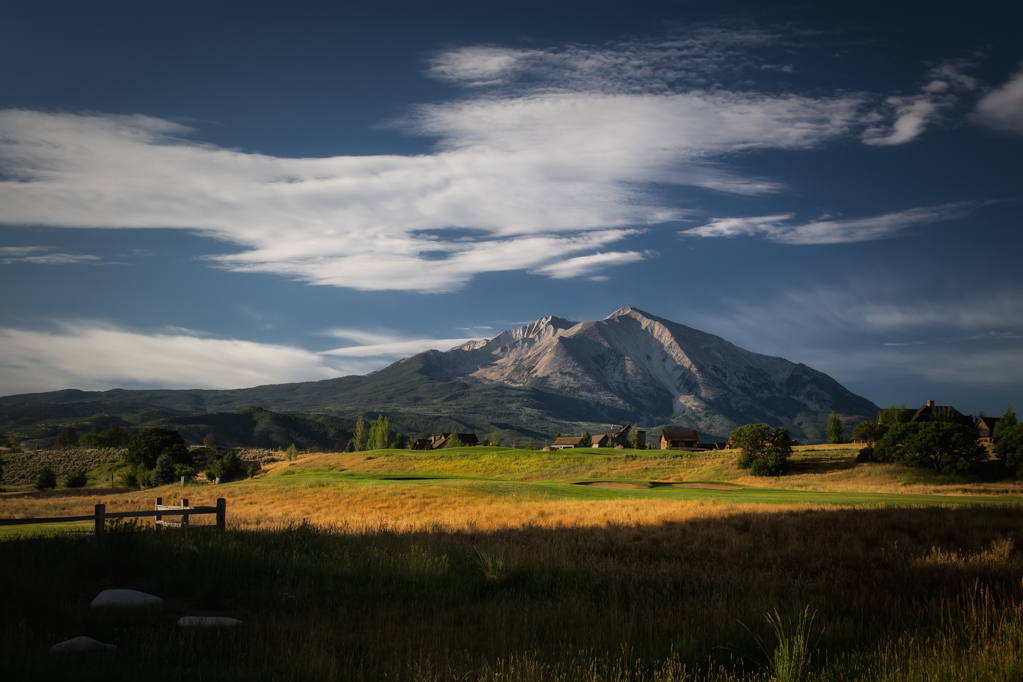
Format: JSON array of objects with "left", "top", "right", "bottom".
[
  {"left": 177, "top": 616, "right": 244, "bottom": 628},
  {"left": 91, "top": 589, "right": 163, "bottom": 608},
  {"left": 50, "top": 636, "right": 117, "bottom": 653}
]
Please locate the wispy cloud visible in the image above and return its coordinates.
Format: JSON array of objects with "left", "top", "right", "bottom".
[
  {"left": 0, "top": 30, "right": 876, "bottom": 292},
  {"left": 530, "top": 251, "right": 648, "bottom": 279},
  {"left": 862, "top": 61, "right": 978, "bottom": 146},
  {"left": 680, "top": 203, "right": 974, "bottom": 244},
  {"left": 972, "top": 65, "right": 1023, "bottom": 136},
  {"left": 318, "top": 328, "right": 481, "bottom": 358},
  {"left": 0, "top": 245, "right": 99, "bottom": 265}
]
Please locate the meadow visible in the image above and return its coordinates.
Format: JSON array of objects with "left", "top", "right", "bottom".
[{"left": 2, "top": 446, "right": 1023, "bottom": 680}]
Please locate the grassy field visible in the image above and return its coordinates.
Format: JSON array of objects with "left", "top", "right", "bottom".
[{"left": 3, "top": 446, "right": 1023, "bottom": 680}]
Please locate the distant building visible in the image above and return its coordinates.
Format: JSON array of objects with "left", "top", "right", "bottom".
[
  {"left": 608, "top": 424, "right": 646, "bottom": 448},
  {"left": 659, "top": 429, "right": 699, "bottom": 450},
  {"left": 592, "top": 434, "right": 611, "bottom": 448},
  {"left": 411, "top": 433, "right": 480, "bottom": 449},
  {"left": 976, "top": 416, "right": 1002, "bottom": 443},
  {"left": 551, "top": 436, "right": 585, "bottom": 450},
  {"left": 876, "top": 400, "right": 973, "bottom": 428}
]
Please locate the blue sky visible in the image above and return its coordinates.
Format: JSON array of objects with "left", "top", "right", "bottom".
[{"left": 1, "top": 0, "right": 1021, "bottom": 414}]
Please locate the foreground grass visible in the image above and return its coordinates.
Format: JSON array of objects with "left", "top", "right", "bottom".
[{"left": 3, "top": 507, "right": 1023, "bottom": 681}]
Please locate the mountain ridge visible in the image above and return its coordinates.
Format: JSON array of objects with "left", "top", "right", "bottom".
[{"left": 0, "top": 307, "right": 877, "bottom": 446}]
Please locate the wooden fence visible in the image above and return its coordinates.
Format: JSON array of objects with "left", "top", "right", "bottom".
[{"left": 0, "top": 498, "right": 226, "bottom": 535}]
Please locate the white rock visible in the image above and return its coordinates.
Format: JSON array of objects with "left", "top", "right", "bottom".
[
  {"left": 177, "top": 616, "right": 244, "bottom": 628},
  {"left": 90, "top": 589, "right": 163, "bottom": 608},
  {"left": 50, "top": 636, "right": 117, "bottom": 653}
]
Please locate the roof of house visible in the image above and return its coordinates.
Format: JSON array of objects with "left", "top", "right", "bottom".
[
  {"left": 660, "top": 429, "right": 699, "bottom": 441},
  {"left": 977, "top": 416, "right": 1001, "bottom": 429},
  {"left": 592, "top": 434, "right": 610, "bottom": 443},
  {"left": 609, "top": 424, "right": 632, "bottom": 437},
  {"left": 552, "top": 436, "right": 584, "bottom": 446}
]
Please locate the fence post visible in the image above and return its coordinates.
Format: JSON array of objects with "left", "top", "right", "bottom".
[
  {"left": 156, "top": 497, "right": 162, "bottom": 526},
  {"left": 216, "top": 498, "right": 226, "bottom": 531},
  {"left": 94, "top": 504, "right": 105, "bottom": 536},
  {"left": 181, "top": 499, "right": 189, "bottom": 528}
]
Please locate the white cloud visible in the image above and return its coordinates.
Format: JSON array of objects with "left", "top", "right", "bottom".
[
  {"left": 862, "top": 61, "right": 977, "bottom": 146},
  {"left": 680, "top": 203, "right": 972, "bottom": 244},
  {"left": 0, "top": 322, "right": 485, "bottom": 396},
  {"left": 0, "top": 33, "right": 873, "bottom": 292},
  {"left": 317, "top": 328, "right": 480, "bottom": 357},
  {"left": 530, "top": 251, "right": 647, "bottom": 279},
  {"left": 972, "top": 67, "right": 1023, "bottom": 135},
  {"left": 0, "top": 245, "right": 99, "bottom": 265}
]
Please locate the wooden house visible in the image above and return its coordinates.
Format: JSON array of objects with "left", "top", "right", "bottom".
[
  {"left": 660, "top": 429, "right": 699, "bottom": 450},
  {"left": 976, "top": 416, "right": 1001, "bottom": 443},
  {"left": 551, "top": 436, "right": 585, "bottom": 450},
  {"left": 608, "top": 424, "right": 646, "bottom": 448}
]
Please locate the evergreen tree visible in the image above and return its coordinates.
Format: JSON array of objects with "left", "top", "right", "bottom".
[
  {"left": 54, "top": 426, "right": 78, "bottom": 449},
  {"left": 1000, "top": 405, "right": 1018, "bottom": 432},
  {"left": 203, "top": 433, "right": 219, "bottom": 449},
  {"left": 486, "top": 431, "right": 501, "bottom": 447},
  {"left": 446, "top": 433, "right": 465, "bottom": 448},
  {"left": 394, "top": 433, "right": 406, "bottom": 449},
  {"left": 151, "top": 453, "right": 177, "bottom": 485},
  {"left": 581, "top": 431, "right": 591, "bottom": 447},
  {"left": 285, "top": 443, "right": 299, "bottom": 461},
  {"left": 107, "top": 424, "right": 127, "bottom": 447},
  {"left": 628, "top": 428, "right": 640, "bottom": 449},
  {"left": 827, "top": 411, "right": 848, "bottom": 444},
  {"left": 35, "top": 466, "right": 57, "bottom": 490}
]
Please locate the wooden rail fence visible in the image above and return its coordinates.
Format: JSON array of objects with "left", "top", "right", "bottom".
[{"left": 0, "top": 498, "right": 226, "bottom": 535}]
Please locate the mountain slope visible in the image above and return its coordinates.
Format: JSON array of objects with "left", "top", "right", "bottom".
[{"left": 0, "top": 308, "right": 877, "bottom": 445}]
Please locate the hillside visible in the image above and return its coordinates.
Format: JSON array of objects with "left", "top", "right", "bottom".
[{"left": 0, "top": 307, "right": 877, "bottom": 446}]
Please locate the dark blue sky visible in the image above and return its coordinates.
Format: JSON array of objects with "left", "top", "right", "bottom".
[{"left": 1, "top": 0, "right": 1021, "bottom": 415}]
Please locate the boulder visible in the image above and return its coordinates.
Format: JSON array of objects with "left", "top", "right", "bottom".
[
  {"left": 91, "top": 589, "right": 163, "bottom": 608},
  {"left": 177, "top": 616, "right": 244, "bottom": 628},
  {"left": 50, "top": 636, "right": 117, "bottom": 653}
]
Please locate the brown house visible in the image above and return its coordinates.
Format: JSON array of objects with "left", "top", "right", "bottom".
[
  {"left": 411, "top": 433, "right": 480, "bottom": 450},
  {"left": 608, "top": 424, "right": 646, "bottom": 448},
  {"left": 551, "top": 436, "right": 585, "bottom": 450},
  {"left": 976, "top": 416, "right": 1001, "bottom": 443},
  {"left": 876, "top": 400, "right": 973, "bottom": 428},
  {"left": 660, "top": 429, "right": 699, "bottom": 450},
  {"left": 591, "top": 434, "right": 611, "bottom": 448}
]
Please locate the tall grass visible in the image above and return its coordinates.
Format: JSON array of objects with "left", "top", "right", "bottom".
[{"left": 3, "top": 506, "right": 1023, "bottom": 680}]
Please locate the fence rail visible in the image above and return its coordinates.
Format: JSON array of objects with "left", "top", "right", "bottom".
[{"left": 0, "top": 498, "right": 226, "bottom": 534}]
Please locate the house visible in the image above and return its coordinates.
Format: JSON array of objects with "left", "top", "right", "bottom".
[
  {"left": 976, "top": 416, "right": 1001, "bottom": 443},
  {"left": 591, "top": 434, "right": 611, "bottom": 448},
  {"left": 876, "top": 400, "right": 973, "bottom": 428},
  {"left": 411, "top": 433, "right": 480, "bottom": 450},
  {"left": 660, "top": 429, "right": 699, "bottom": 450},
  {"left": 608, "top": 424, "right": 646, "bottom": 448},
  {"left": 551, "top": 436, "right": 585, "bottom": 450}
]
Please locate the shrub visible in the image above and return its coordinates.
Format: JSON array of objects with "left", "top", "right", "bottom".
[
  {"left": 64, "top": 468, "right": 88, "bottom": 488},
  {"left": 35, "top": 466, "right": 57, "bottom": 490},
  {"left": 151, "top": 453, "right": 177, "bottom": 486},
  {"left": 876, "top": 421, "right": 986, "bottom": 474},
  {"left": 118, "top": 464, "right": 153, "bottom": 489},
  {"left": 203, "top": 433, "right": 219, "bottom": 449},
  {"left": 285, "top": 444, "right": 299, "bottom": 461},
  {"left": 855, "top": 446, "right": 875, "bottom": 463}
]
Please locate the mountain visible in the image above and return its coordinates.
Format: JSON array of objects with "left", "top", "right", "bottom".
[{"left": 0, "top": 307, "right": 877, "bottom": 446}]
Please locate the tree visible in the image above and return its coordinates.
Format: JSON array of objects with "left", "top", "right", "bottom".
[
  {"left": 285, "top": 443, "right": 299, "bottom": 461},
  {"left": 852, "top": 421, "right": 882, "bottom": 446},
  {"left": 994, "top": 423, "right": 1023, "bottom": 477},
  {"left": 108, "top": 424, "right": 128, "bottom": 447},
  {"left": 206, "top": 450, "right": 242, "bottom": 482},
  {"left": 366, "top": 415, "right": 390, "bottom": 450},
  {"left": 151, "top": 453, "right": 177, "bottom": 486},
  {"left": 999, "top": 405, "right": 1018, "bottom": 434},
  {"left": 5, "top": 436, "right": 21, "bottom": 452},
  {"left": 581, "top": 431, "right": 592, "bottom": 447},
  {"left": 525, "top": 439, "right": 536, "bottom": 450},
  {"left": 899, "top": 421, "right": 986, "bottom": 474},
  {"left": 446, "top": 434, "right": 465, "bottom": 448},
  {"left": 485, "top": 431, "right": 501, "bottom": 447},
  {"left": 826, "top": 411, "right": 848, "bottom": 444},
  {"left": 878, "top": 404, "right": 910, "bottom": 428},
  {"left": 393, "top": 433, "right": 406, "bottom": 449},
  {"left": 730, "top": 424, "right": 792, "bottom": 476},
  {"left": 65, "top": 468, "right": 88, "bottom": 488},
  {"left": 628, "top": 427, "right": 640, "bottom": 449},
  {"left": 35, "top": 466, "right": 57, "bottom": 490},
  {"left": 54, "top": 426, "right": 78, "bottom": 449},
  {"left": 203, "top": 433, "right": 219, "bottom": 449},
  {"left": 125, "top": 428, "right": 187, "bottom": 469},
  {"left": 353, "top": 415, "right": 368, "bottom": 451},
  {"left": 0, "top": 452, "right": 5, "bottom": 483}
]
